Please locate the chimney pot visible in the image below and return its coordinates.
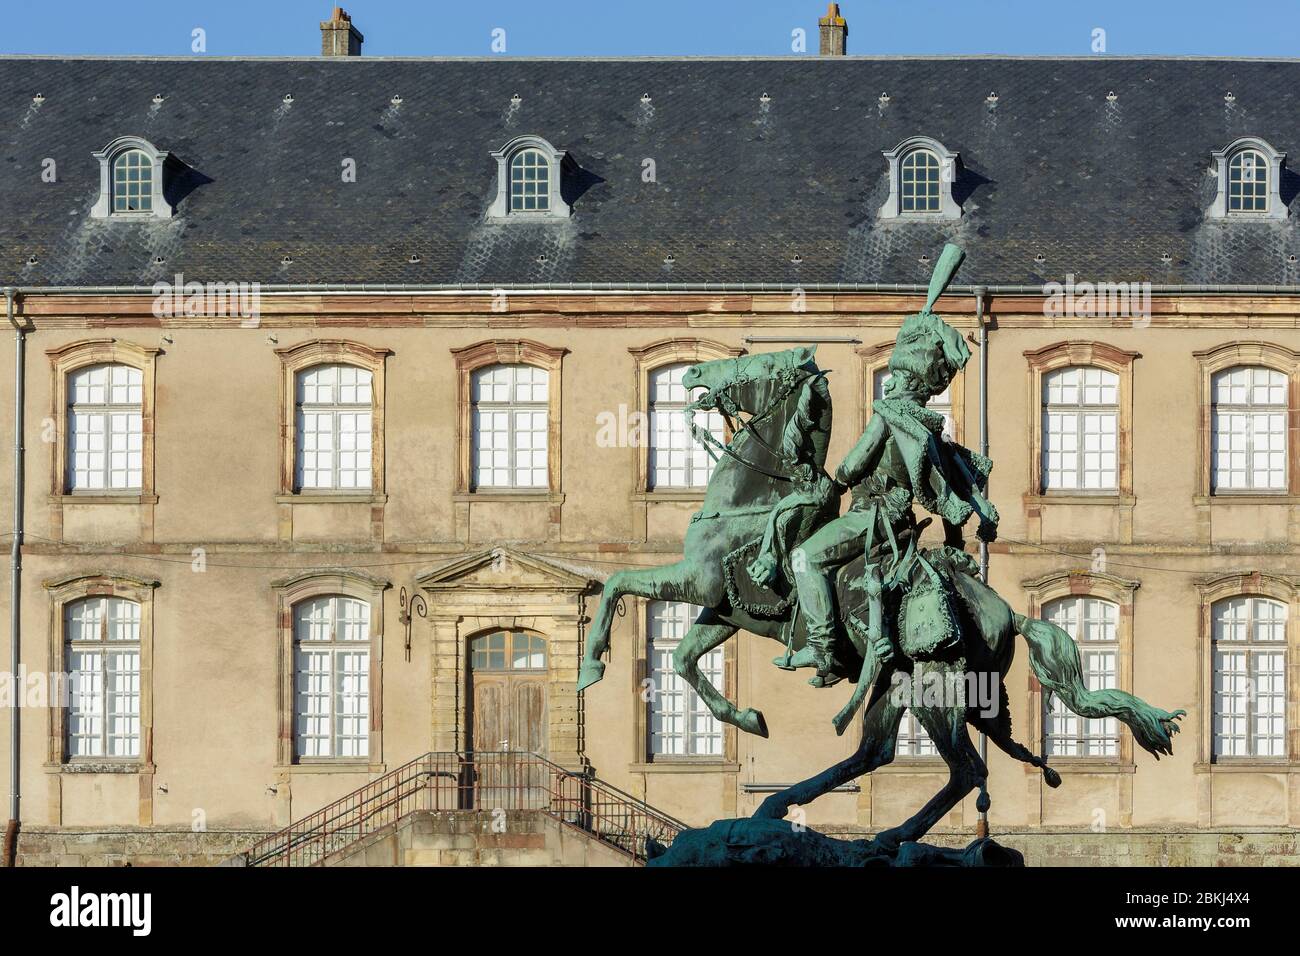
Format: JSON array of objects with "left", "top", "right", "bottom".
[
  {"left": 818, "top": 2, "right": 847, "bottom": 56},
  {"left": 321, "top": 7, "right": 364, "bottom": 57}
]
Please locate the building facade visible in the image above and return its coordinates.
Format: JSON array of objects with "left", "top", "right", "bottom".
[{"left": 4, "top": 9, "right": 1300, "bottom": 864}]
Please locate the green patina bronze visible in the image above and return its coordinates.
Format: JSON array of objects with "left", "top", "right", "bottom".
[{"left": 578, "top": 243, "right": 1184, "bottom": 864}]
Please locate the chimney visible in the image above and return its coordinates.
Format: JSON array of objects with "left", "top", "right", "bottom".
[
  {"left": 320, "top": 7, "right": 363, "bottom": 57},
  {"left": 818, "top": 2, "right": 847, "bottom": 56}
]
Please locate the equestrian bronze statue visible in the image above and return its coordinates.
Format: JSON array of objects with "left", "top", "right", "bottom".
[{"left": 577, "top": 243, "right": 1184, "bottom": 856}]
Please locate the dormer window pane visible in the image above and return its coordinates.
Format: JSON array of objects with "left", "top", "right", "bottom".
[
  {"left": 900, "top": 149, "right": 940, "bottom": 213},
  {"left": 510, "top": 148, "right": 550, "bottom": 212},
  {"left": 112, "top": 149, "right": 154, "bottom": 213},
  {"left": 1228, "top": 150, "right": 1268, "bottom": 213}
]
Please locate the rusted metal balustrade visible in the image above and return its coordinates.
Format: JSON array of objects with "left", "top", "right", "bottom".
[{"left": 243, "top": 751, "right": 685, "bottom": 867}]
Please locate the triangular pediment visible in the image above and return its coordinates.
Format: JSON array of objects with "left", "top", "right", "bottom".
[{"left": 416, "top": 547, "right": 597, "bottom": 592}]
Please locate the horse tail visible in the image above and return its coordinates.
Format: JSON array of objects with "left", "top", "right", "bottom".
[{"left": 1013, "top": 613, "right": 1184, "bottom": 759}]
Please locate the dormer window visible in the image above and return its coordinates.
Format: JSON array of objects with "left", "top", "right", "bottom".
[
  {"left": 1228, "top": 149, "right": 1268, "bottom": 213},
  {"left": 113, "top": 149, "right": 154, "bottom": 213},
  {"left": 488, "top": 135, "right": 572, "bottom": 219},
  {"left": 879, "top": 136, "right": 961, "bottom": 220},
  {"left": 91, "top": 136, "right": 174, "bottom": 219},
  {"left": 1209, "top": 137, "right": 1287, "bottom": 220},
  {"left": 510, "top": 148, "right": 551, "bottom": 212},
  {"left": 900, "top": 148, "right": 941, "bottom": 213}
]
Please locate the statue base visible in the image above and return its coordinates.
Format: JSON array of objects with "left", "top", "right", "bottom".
[{"left": 646, "top": 817, "right": 1024, "bottom": 867}]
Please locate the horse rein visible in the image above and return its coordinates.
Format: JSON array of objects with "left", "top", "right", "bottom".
[{"left": 686, "top": 368, "right": 801, "bottom": 483}]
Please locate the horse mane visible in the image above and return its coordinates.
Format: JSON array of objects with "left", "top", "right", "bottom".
[{"left": 780, "top": 371, "right": 833, "bottom": 470}]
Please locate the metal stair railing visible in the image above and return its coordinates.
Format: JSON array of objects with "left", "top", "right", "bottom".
[{"left": 242, "top": 751, "right": 686, "bottom": 867}]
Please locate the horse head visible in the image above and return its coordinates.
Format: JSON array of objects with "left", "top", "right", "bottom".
[{"left": 681, "top": 346, "right": 819, "bottom": 419}]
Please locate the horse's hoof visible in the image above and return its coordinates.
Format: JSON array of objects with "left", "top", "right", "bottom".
[
  {"left": 1043, "top": 766, "right": 1062, "bottom": 788},
  {"left": 976, "top": 790, "right": 991, "bottom": 814},
  {"left": 577, "top": 659, "right": 605, "bottom": 692},
  {"left": 738, "top": 708, "right": 769, "bottom": 739}
]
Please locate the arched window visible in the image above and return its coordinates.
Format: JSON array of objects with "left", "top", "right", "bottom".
[
  {"left": 649, "top": 363, "right": 724, "bottom": 489},
  {"left": 646, "top": 601, "right": 723, "bottom": 757},
  {"left": 510, "top": 148, "right": 551, "bottom": 213},
  {"left": 1210, "top": 137, "right": 1287, "bottom": 221},
  {"left": 67, "top": 363, "right": 143, "bottom": 492},
  {"left": 471, "top": 364, "right": 550, "bottom": 489},
  {"left": 873, "top": 368, "right": 953, "bottom": 441},
  {"left": 294, "top": 595, "right": 371, "bottom": 759},
  {"left": 879, "top": 136, "right": 961, "bottom": 220},
  {"left": 1227, "top": 149, "right": 1269, "bottom": 214},
  {"left": 1212, "top": 596, "right": 1286, "bottom": 758},
  {"left": 295, "top": 363, "right": 374, "bottom": 491},
  {"left": 1042, "top": 365, "right": 1119, "bottom": 491},
  {"left": 1211, "top": 366, "right": 1287, "bottom": 492},
  {"left": 112, "top": 149, "right": 154, "bottom": 213},
  {"left": 900, "top": 148, "right": 941, "bottom": 213},
  {"left": 65, "top": 596, "right": 142, "bottom": 758},
  {"left": 1043, "top": 596, "right": 1120, "bottom": 757},
  {"left": 489, "top": 136, "right": 572, "bottom": 219},
  {"left": 91, "top": 136, "right": 173, "bottom": 219}
]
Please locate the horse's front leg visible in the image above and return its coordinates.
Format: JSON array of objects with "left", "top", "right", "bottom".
[
  {"left": 672, "top": 616, "right": 767, "bottom": 737},
  {"left": 578, "top": 559, "right": 722, "bottom": 691}
]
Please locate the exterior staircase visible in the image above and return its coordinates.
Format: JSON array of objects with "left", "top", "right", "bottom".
[{"left": 232, "top": 752, "right": 686, "bottom": 867}]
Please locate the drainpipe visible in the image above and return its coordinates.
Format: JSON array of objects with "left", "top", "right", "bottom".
[
  {"left": 3, "top": 287, "right": 21, "bottom": 867},
  {"left": 973, "top": 286, "right": 989, "bottom": 842}
]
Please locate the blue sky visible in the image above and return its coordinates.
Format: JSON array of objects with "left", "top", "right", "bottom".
[{"left": 2, "top": 0, "right": 1297, "bottom": 57}]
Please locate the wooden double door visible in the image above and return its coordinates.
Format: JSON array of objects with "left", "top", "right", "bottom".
[{"left": 469, "top": 630, "right": 548, "bottom": 807}]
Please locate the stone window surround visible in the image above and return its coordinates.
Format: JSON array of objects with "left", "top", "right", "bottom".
[
  {"left": 42, "top": 572, "right": 160, "bottom": 826},
  {"left": 627, "top": 338, "right": 743, "bottom": 498},
  {"left": 1192, "top": 571, "right": 1298, "bottom": 769},
  {"left": 272, "top": 569, "right": 390, "bottom": 770},
  {"left": 274, "top": 340, "right": 390, "bottom": 544},
  {"left": 627, "top": 597, "right": 740, "bottom": 771},
  {"left": 856, "top": 339, "right": 967, "bottom": 446},
  {"left": 1022, "top": 341, "right": 1140, "bottom": 543},
  {"left": 1208, "top": 136, "right": 1289, "bottom": 221},
  {"left": 487, "top": 134, "right": 573, "bottom": 219},
  {"left": 878, "top": 135, "right": 962, "bottom": 221},
  {"left": 1192, "top": 341, "right": 1300, "bottom": 501},
  {"left": 451, "top": 339, "right": 567, "bottom": 499},
  {"left": 89, "top": 135, "right": 174, "bottom": 220},
  {"left": 45, "top": 339, "right": 161, "bottom": 543}
]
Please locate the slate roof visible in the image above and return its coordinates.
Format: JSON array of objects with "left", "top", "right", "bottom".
[{"left": 4, "top": 55, "right": 1300, "bottom": 289}]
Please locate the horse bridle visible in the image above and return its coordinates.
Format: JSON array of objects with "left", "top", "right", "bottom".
[{"left": 685, "top": 362, "right": 807, "bottom": 483}]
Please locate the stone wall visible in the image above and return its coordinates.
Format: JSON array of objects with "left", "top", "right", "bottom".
[
  {"left": 323, "top": 810, "right": 638, "bottom": 867},
  {"left": 15, "top": 826, "right": 272, "bottom": 867}
]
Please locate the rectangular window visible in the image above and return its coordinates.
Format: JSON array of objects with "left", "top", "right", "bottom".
[
  {"left": 1042, "top": 366, "right": 1119, "bottom": 492},
  {"left": 647, "top": 601, "right": 724, "bottom": 758},
  {"left": 472, "top": 365, "right": 549, "bottom": 489},
  {"left": 65, "top": 597, "right": 142, "bottom": 759},
  {"left": 1211, "top": 367, "right": 1287, "bottom": 492},
  {"left": 296, "top": 365, "right": 374, "bottom": 491},
  {"left": 1213, "top": 597, "right": 1287, "bottom": 758},
  {"left": 68, "top": 364, "right": 143, "bottom": 492},
  {"left": 294, "top": 596, "right": 371, "bottom": 760}
]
